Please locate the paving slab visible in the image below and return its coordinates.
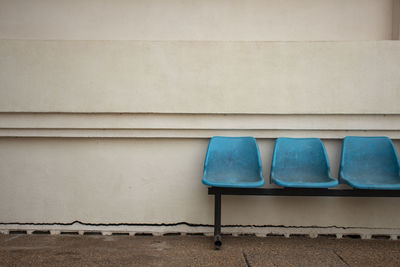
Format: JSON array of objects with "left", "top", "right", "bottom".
[{"left": 1, "top": 234, "right": 400, "bottom": 266}]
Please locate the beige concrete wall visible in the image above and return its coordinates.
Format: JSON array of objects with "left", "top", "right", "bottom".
[
  {"left": 0, "top": 112, "right": 400, "bottom": 229},
  {"left": 1, "top": 137, "right": 400, "bottom": 229},
  {"left": 0, "top": 0, "right": 393, "bottom": 41},
  {"left": 1, "top": 40, "right": 399, "bottom": 114}
]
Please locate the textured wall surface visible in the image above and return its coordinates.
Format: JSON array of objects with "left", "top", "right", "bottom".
[
  {"left": 0, "top": 40, "right": 399, "bottom": 114},
  {"left": 0, "top": 0, "right": 393, "bottom": 41},
  {"left": 1, "top": 138, "right": 400, "bottom": 228}
]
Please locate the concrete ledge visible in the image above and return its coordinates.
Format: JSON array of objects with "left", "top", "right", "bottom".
[{"left": 1, "top": 113, "right": 400, "bottom": 139}]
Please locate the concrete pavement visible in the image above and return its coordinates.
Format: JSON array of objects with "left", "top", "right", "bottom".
[{"left": 1, "top": 233, "right": 400, "bottom": 266}]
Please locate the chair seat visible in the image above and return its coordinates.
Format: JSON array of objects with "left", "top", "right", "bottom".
[
  {"left": 202, "top": 136, "right": 264, "bottom": 188},
  {"left": 203, "top": 176, "right": 265, "bottom": 188},
  {"left": 272, "top": 175, "right": 338, "bottom": 188},
  {"left": 341, "top": 174, "right": 400, "bottom": 190},
  {"left": 340, "top": 136, "right": 400, "bottom": 190},
  {"left": 271, "top": 138, "right": 338, "bottom": 188}
]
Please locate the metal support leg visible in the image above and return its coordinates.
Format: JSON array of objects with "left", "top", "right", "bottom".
[{"left": 214, "top": 191, "right": 222, "bottom": 249}]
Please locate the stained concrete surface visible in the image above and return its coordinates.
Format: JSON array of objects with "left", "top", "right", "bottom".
[{"left": 1, "top": 234, "right": 400, "bottom": 266}]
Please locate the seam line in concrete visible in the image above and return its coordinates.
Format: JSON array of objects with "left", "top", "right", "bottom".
[
  {"left": 242, "top": 252, "right": 252, "bottom": 267},
  {"left": 333, "top": 250, "right": 350, "bottom": 266}
]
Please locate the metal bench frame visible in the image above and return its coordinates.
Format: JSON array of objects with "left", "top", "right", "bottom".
[{"left": 208, "top": 187, "right": 400, "bottom": 249}]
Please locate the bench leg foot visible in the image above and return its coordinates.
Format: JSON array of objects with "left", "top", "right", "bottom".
[{"left": 214, "top": 235, "right": 222, "bottom": 250}]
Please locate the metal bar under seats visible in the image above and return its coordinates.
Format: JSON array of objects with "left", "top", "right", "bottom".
[{"left": 208, "top": 187, "right": 400, "bottom": 198}]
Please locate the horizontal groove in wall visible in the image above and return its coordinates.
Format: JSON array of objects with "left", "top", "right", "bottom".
[
  {"left": 0, "top": 113, "right": 399, "bottom": 139},
  {"left": 0, "top": 129, "right": 400, "bottom": 139}
]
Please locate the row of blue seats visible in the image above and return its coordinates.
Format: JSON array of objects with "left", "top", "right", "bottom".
[{"left": 202, "top": 136, "right": 400, "bottom": 190}]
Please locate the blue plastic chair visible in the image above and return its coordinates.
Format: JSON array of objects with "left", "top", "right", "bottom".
[
  {"left": 271, "top": 138, "right": 338, "bottom": 188},
  {"left": 340, "top": 136, "right": 400, "bottom": 190},
  {"left": 202, "top": 136, "right": 264, "bottom": 188}
]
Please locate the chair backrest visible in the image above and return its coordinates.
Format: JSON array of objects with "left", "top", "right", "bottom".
[
  {"left": 271, "top": 138, "right": 331, "bottom": 179},
  {"left": 204, "top": 136, "right": 262, "bottom": 179},
  {"left": 340, "top": 136, "right": 400, "bottom": 178}
]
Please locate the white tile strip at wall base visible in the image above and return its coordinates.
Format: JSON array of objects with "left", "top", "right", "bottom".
[{"left": 0, "top": 223, "right": 398, "bottom": 240}]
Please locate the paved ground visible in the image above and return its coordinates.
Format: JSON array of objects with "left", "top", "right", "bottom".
[{"left": 1, "top": 234, "right": 400, "bottom": 266}]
